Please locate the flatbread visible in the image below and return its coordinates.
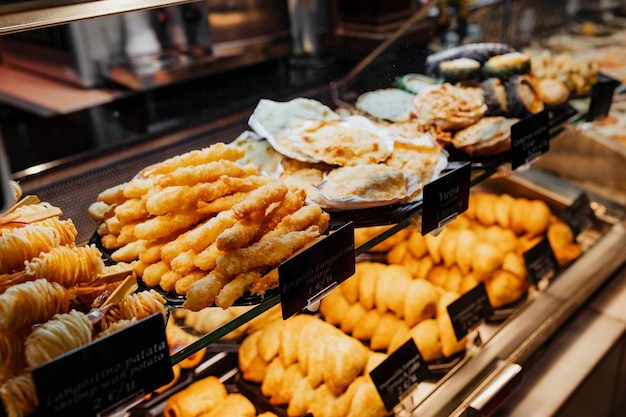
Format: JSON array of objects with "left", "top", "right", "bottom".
[{"left": 289, "top": 116, "right": 393, "bottom": 166}]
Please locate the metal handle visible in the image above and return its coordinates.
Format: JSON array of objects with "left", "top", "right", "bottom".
[{"left": 463, "top": 362, "right": 523, "bottom": 417}]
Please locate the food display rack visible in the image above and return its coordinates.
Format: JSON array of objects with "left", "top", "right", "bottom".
[{"left": 2, "top": 1, "right": 626, "bottom": 416}]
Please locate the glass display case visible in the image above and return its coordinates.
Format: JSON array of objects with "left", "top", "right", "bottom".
[{"left": 2, "top": 1, "right": 626, "bottom": 416}]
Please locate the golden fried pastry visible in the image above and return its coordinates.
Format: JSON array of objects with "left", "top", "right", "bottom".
[
  {"left": 525, "top": 200, "right": 552, "bottom": 237},
  {"left": 257, "top": 319, "right": 283, "bottom": 363},
  {"left": 319, "top": 288, "right": 351, "bottom": 326},
  {"left": 370, "top": 313, "right": 405, "bottom": 351},
  {"left": 407, "top": 231, "right": 428, "bottom": 259},
  {"left": 352, "top": 309, "right": 382, "bottom": 341},
  {"left": 455, "top": 229, "right": 477, "bottom": 274},
  {"left": 437, "top": 292, "right": 467, "bottom": 358},
  {"left": 502, "top": 251, "right": 526, "bottom": 280},
  {"left": 547, "top": 220, "right": 575, "bottom": 250},
  {"left": 482, "top": 225, "right": 518, "bottom": 253},
  {"left": 261, "top": 357, "right": 286, "bottom": 398},
  {"left": 340, "top": 302, "right": 368, "bottom": 334},
  {"left": 287, "top": 377, "right": 316, "bottom": 417},
  {"left": 358, "top": 265, "right": 379, "bottom": 310},
  {"left": 307, "top": 383, "right": 353, "bottom": 417},
  {"left": 509, "top": 198, "right": 530, "bottom": 236},
  {"left": 470, "top": 242, "right": 504, "bottom": 279},
  {"left": 409, "top": 318, "right": 443, "bottom": 362},
  {"left": 238, "top": 331, "right": 267, "bottom": 383},
  {"left": 344, "top": 376, "right": 388, "bottom": 417},
  {"left": 426, "top": 265, "right": 449, "bottom": 288},
  {"left": 553, "top": 243, "right": 583, "bottom": 266},
  {"left": 387, "top": 321, "right": 411, "bottom": 354},
  {"left": 365, "top": 351, "right": 389, "bottom": 374},
  {"left": 163, "top": 376, "right": 228, "bottom": 417},
  {"left": 494, "top": 194, "right": 515, "bottom": 228},
  {"left": 202, "top": 393, "right": 256, "bottom": 417},
  {"left": 386, "top": 240, "right": 410, "bottom": 265},
  {"left": 323, "top": 332, "right": 369, "bottom": 396},
  {"left": 404, "top": 279, "right": 440, "bottom": 327},
  {"left": 425, "top": 232, "right": 444, "bottom": 264},
  {"left": 485, "top": 270, "right": 529, "bottom": 308},
  {"left": 279, "top": 314, "right": 316, "bottom": 367},
  {"left": 271, "top": 363, "right": 304, "bottom": 405},
  {"left": 474, "top": 193, "right": 498, "bottom": 227},
  {"left": 439, "top": 228, "right": 460, "bottom": 268}
]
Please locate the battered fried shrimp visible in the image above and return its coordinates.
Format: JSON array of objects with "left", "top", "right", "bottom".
[
  {"left": 116, "top": 221, "right": 141, "bottom": 246},
  {"left": 183, "top": 270, "right": 232, "bottom": 311},
  {"left": 262, "top": 205, "right": 329, "bottom": 240},
  {"left": 141, "top": 143, "right": 245, "bottom": 177},
  {"left": 25, "top": 244, "right": 105, "bottom": 287},
  {"left": 97, "top": 182, "right": 129, "bottom": 205},
  {"left": 256, "top": 189, "right": 306, "bottom": 238},
  {"left": 216, "top": 210, "right": 265, "bottom": 252},
  {"left": 104, "top": 215, "right": 123, "bottom": 235},
  {"left": 0, "top": 279, "right": 71, "bottom": 331},
  {"left": 197, "top": 192, "right": 249, "bottom": 215},
  {"left": 215, "top": 269, "right": 263, "bottom": 308},
  {"left": 216, "top": 226, "right": 321, "bottom": 276},
  {"left": 0, "top": 372, "right": 38, "bottom": 417},
  {"left": 141, "top": 261, "right": 171, "bottom": 287},
  {"left": 160, "top": 270, "right": 182, "bottom": 292},
  {"left": 0, "top": 328, "right": 29, "bottom": 380},
  {"left": 112, "top": 239, "right": 149, "bottom": 263},
  {"left": 139, "top": 239, "right": 168, "bottom": 265},
  {"left": 24, "top": 310, "right": 93, "bottom": 369},
  {"left": 174, "top": 270, "right": 205, "bottom": 295},
  {"left": 114, "top": 198, "right": 148, "bottom": 224},
  {"left": 170, "top": 249, "right": 198, "bottom": 276},
  {"left": 250, "top": 269, "right": 279, "bottom": 297},
  {"left": 88, "top": 201, "right": 115, "bottom": 222},
  {"left": 231, "top": 181, "right": 288, "bottom": 219},
  {"left": 156, "top": 159, "right": 247, "bottom": 187},
  {"left": 183, "top": 210, "right": 237, "bottom": 253},
  {"left": 0, "top": 225, "right": 61, "bottom": 274},
  {"left": 124, "top": 176, "right": 158, "bottom": 199},
  {"left": 194, "top": 242, "right": 223, "bottom": 271},
  {"left": 134, "top": 208, "right": 203, "bottom": 240}
]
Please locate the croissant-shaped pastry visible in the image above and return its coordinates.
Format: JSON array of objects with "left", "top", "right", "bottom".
[
  {"left": 163, "top": 375, "right": 228, "bottom": 417},
  {"left": 386, "top": 320, "right": 411, "bottom": 354},
  {"left": 308, "top": 383, "right": 353, "bottom": 417},
  {"left": 377, "top": 265, "right": 412, "bottom": 317},
  {"left": 525, "top": 200, "right": 552, "bottom": 237},
  {"left": 426, "top": 265, "right": 449, "bottom": 288},
  {"left": 322, "top": 332, "right": 369, "bottom": 396},
  {"left": 475, "top": 192, "right": 498, "bottom": 226},
  {"left": 445, "top": 265, "right": 464, "bottom": 293},
  {"left": 340, "top": 302, "right": 368, "bottom": 334},
  {"left": 440, "top": 228, "right": 460, "bottom": 268},
  {"left": 437, "top": 291, "right": 467, "bottom": 358},
  {"left": 407, "top": 231, "right": 428, "bottom": 259},
  {"left": 203, "top": 393, "right": 256, "bottom": 417},
  {"left": 494, "top": 193, "right": 515, "bottom": 228},
  {"left": 319, "top": 288, "right": 351, "bottom": 326},
  {"left": 409, "top": 318, "right": 443, "bottom": 362},
  {"left": 352, "top": 309, "right": 382, "bottom": 341},
  {"left": 509, "top": 197, "right": 530, "bottom": 235},
  {"left": 425, "top": 232, "right": 444, "bottom": 264},
  {"left": 370, "top": 313, "right": 405, "bottom": 351},
  {"left": 344, "top": 376, "right": 388, "bottom": 417},
  {"left": 287, "top": 377, "right": 316, "bottom": 417},
  {"left": 455, "top": 229, "right": 478, "bottom": 274},
  {"left": 279, "top": 314, "right": 316, "bottom": 367},
  {"left": 547, "top": 219, "right": 575, "bottom": 250},
  {"left": 257, "top": 319, "right": 284, "bottom": 363},
  {"left": 271, "top": 364, "right": 305, "bottom": 405},
  {"left": 485, "top": 270, "right": 529, "bottom": 308},
  {"left": 262, "top": 357, "right": 286, "bottom": 398},
  {"left": 470, "top": 242, "right": 504, "bottom": 279},
  {"left": 502, "top": 251, "right": 526, "bottom": 279},
  {"left": 358, "top": 265, "right": 379, "bottom": 310},
  {"left": 404, "top": 279, "right": 440, "bottom": 327},
  {"left": 386, "top": 240, "right": 410, "bottom": 265},
  {"left": 483, "top": 225, "right": 518, "bottom": 253}
]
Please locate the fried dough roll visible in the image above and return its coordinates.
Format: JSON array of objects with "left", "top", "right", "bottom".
[
  {"left": 0, "top": 279, "right": 71, "bottom": 332},
  {"left": 25, "top": 245, "right": 105, "bottom": 287},
  {"left": 0, "top": 372, "right": 38, "bottom": 417},
  {"left": 24, "top": 310, "right": 93, "bottom": 369}
]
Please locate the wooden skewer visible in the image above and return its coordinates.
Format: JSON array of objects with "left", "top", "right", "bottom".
[{"left": 0, "top": 207, "right": 63, "bottom": 227}]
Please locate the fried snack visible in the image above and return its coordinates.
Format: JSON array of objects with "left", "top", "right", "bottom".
[
  {"left": 0, "top": 328, "right": 29, "bottom": 380},
  {"left": 0, "top": 372, "right": 38, "bottom": 417},
  {"left": 279, "top": 314, "right": 316, "bottom": 367},
  {"left": 344, "top": 375, "right": 388, "bottom": 417},
  {"left": 256, "top": 319, "right": 284, "bottom": 363},
  {"left": 24, "top": 245, "right": 105, "bottom": 287},
  {"left": 215, "top": 269, "right": 263, "bottom": 308},
  {"left": 340, "top": 302, "right": 367, "bottom": 334},
  {"left": 370, "top": 313, "right": 405, "bottom": 351},
  {"left": 101, "top": 290, "right": 166, "bottom": 330},
  {"left": 96, "top": 183, "right": 128, "bottom": 205},
  {"left": 437, "top": 291, "right": 467, "bottom": 358},
  {"left": 24, "top": 310, "right": 93, "bottom": 368},
  {"left": 403, "top": 279, "right": 440, "bottom": 327},
  {"left": 256, "top": 189, "right": 306, "bottom": 237},
  {"left": 96, "top": 318, "right": 137, "bottom": 338},
  {"left": 174, "top": 270, "right": 205, "bottom": 295},
  {"left": 318, "top": 288, "right": 351, "bottom": 326},
  {"left": 142, "top": 143, "right": 245, "bottom": 177},
  {"left": 163, "top": 375, "right": 228, "bottom": 417},
  {"left": 170, "top": 250, "right": 199, "bottom": 276},
  {"left": 231, "top": 181, "right": 288, "bottom": 219},
  {"left": 155, "top": 159, "right": 247, "bottom": 187},
  {"left": 238, "top": 331, "right": 268, "bottom": 383},
  {"left": 216, "top": 211, "right": 265, "bottom": 252},
  {"left": 183, "top": 269, "right": 232, "bottom": 311},
  {"left": 323, "top": 331, "right": 369, "bottom": 396},
  {"left": 165, "top": 320, "right": 207, "bottom": 369},
  {"left": 262, "top": 357, "right": 286, "bottom": 398},
  {"left": 307, "top": 383, "right": 353, "bottom": 417},
  {"left": 134, "top": 208, "right": 203, "bottom": 240},
  {"left": 270, "top": 363, "right": 304, "bottom": 405},
  {"left": 470, "top": 242, "right": 504, "bottom": 279},
  {"left": 261, "top": 204, "right": 329, "bottom": 241},
  {"left": 114, "top": 198, "right": 149, "bottom": 224},
  {"left": 0, "top": 225, "right": 63, "bottom": 274},
  {"left": 203, "top": 393, "right": 257, "bottom": 417},
  {"left": 141, "top": 261, "right": 171, "bottom": 287},
  {"left": 485, "top": 270, "right": 529, "bottom": 308},
  {"left": 196, "top": 192, "right": 249, "bottom": 215},
  {"left": 408, "top": 318, "right": 443, "bottom": 362},
  {"left": 249, "top": 268, "right": 279, "bottom": 296},
  {"left": 0, "top": 279, "right": 71, "bottom": 331},
  {"left": 216, "top": 227, "right": 321, "bottom": 276},
  {"left": 352, "top": 309, "right": 381, "bottom": 341},
  {"left": 287, "top": 377, "right": 316, "bottom": 417},
  {"left": 183, "top": 210, "right": 237, "bottom": 253}
]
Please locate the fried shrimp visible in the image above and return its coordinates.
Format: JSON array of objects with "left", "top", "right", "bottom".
[
  {"left": 231, "top": 182, "right": 288, "bottom": 219},
  {"left": 134, "top": 208, "right": 203, "bottom": 240},
  {"left": 183, "top": 270, "right": 232, "bottom": 311},
  {"left": 249, "top": 269, "right": 279, "bottom": 297},
  {"left": 261, "top": 205, "right": 329, "bottom": 240},
  {"left": 216, "top": 211, "right": 265, "bottom": 252},
  {"left": 24, "top": 310, "right": 93, "bottom": 369},
  {"left": 215, "top": 269, "right": 263, "bottom": 308},
  {"left": 156, "top": 159, "right": 247, "bottom": 187},
  {"left": 256, "top": 189, "right": 306, "bottom": 238},
  {"left": 216, "top": 226, "right": 321, "bottom": 276},
  {"left": 0, "top": 372, "right": 38, "bottom": 417},
  {"left": 114, "top": 198, "right": 149, "bottom": 223},
  {"left": 141, "top": 143, "right": 245, "bottom": 177},
  {"left": 0, "top": 279, "right": 71, "bottom": 331},
  {"left": 196, "top": 192, "right": 249, "bottom": 215},
  {"left": 24, "top": 244, "right": 105, "bottom": 287},
  {"left": 101, "top": 290, "right": 167, "bottom": 330}
]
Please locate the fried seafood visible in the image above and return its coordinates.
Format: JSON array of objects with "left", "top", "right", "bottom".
[
  {"left": 24, "top": 310, "right": 93, "bottom": 369},
  {"left": 0, "top": 221, "right": 77, "bottom": 274},
  {"left": 216, "top": 227, "right": 321, "bottom": 276},
  {"left": 23, "top": 244, "right": 105, "bottom": 287},
  {"left": 141, "top": 143, "right": 245, "bottom": 177},
  {"left": 101, "top": 290, "right": 166, "bottom": 330},
  {"left": 0, "top": 279, "right": 71, "bottom": 331},
  {"left": 155, "top": 159, "right": 247, "bottom": 187},
  {"left": 0, "top": 372, "right": 38, "bottom": 417}
]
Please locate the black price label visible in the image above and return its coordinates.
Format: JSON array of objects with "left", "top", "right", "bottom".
[
  {"left": 279, "top": 222, "right": 355, "bottom": 319},
  {"left": 370, "top": 339, "right": 431, "bottom": 411},
  {"left": 447, "top": 282, "right": 493, "bottom": 341},
  {"left": 523, "top": 238, "right": 558, "bottom": 286},
  {"left": 422, "top": 161, "right": 471, "bottom": 235},
  {"left": 33, "top": 314, "right": 173, "bottom": 417},
  {"left": 563, "top": 192, "right": 595, "bottom": 235},
  {"left": 511, "top": 110, "right": 550, "bottom": 170},
  {"left": 587, "top": 74, "right": 620, "bottom": 122}
]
